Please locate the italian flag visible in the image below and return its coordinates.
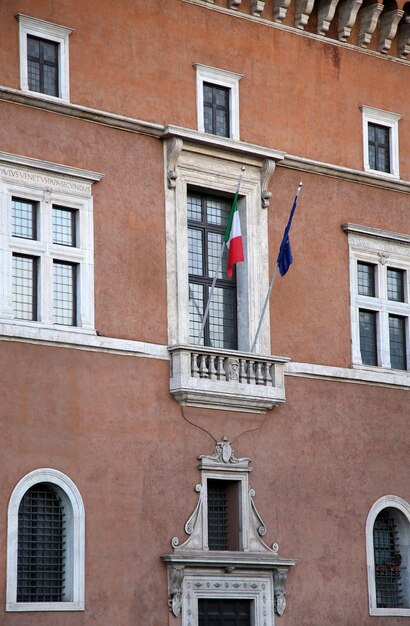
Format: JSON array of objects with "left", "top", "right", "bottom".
[{"left": 224, "top": 192, "right": 244, "bottom": 278}]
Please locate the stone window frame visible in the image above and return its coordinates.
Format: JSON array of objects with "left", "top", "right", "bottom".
[
  {"left": 6, "top": 468, "right": 85, "bottom": 612},
  {"left": 0, "top": 152, "right": 102, "bottom": 338},
  {"left": 194, "top": 64, "right": 242, "bottom": 141},
  {"left": 17, "top": 14, "right": 73, "bottom": 103},
  {"left": 343, "top": 224, "right": 410, "bottom": 372},
  {"left": 361, "top": 106, "right": 402, "bottom": 180},
  {"left": 165, "top": 138, "right": 280, "bottom": 355},
  {"left": 182, "top": 570, "right": 275, "bottom": 626},
  {"left": 366, "top": 495, "right": 410, "bottom": 617}
]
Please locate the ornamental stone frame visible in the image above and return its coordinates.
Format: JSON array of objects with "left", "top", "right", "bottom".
[{"left": 161, "top": 438, "right": 297, "bottom": 625}]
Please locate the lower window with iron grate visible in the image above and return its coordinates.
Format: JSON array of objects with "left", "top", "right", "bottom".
[{"left": 199, "top": 599, "right": 251, "bottom": 626}]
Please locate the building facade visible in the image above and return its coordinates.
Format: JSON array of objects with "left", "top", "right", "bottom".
[{"left": 0, "top": 0, "right": 409, "bottom": 624}]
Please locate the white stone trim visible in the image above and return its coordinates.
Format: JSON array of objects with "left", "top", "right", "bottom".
[
  {"left": 0, "top": 156, "right": 99, "bottom": 333},
  {"left": 165, "top": 141, "right": 272, "bottom": 354},
  {"left": 343, "top": 224, "right": 410, "bottom": 371},
  {"left": 285, "top": 361, "right": 410, "bottom": 387},
  {"left": 194, "top": 64, "right": 242, "bottom": 140},
  {"left": 361, "top": 105, "right": 402, "bottom": 179},
  {"left": 182, "top": 570, "right": 275, "bottom": 626},
  {"left": 17, "top": 14, "right": 73, "bottom": 102},
  {"left": 366, "top": 495, "right": 410, "bottom": 616},
  {"left": 6, "top": 468, "right": 85, "bottom": 612}
]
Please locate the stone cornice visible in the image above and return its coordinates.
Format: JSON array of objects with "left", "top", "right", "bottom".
[
  {"left": 0, "top": 150, "right": 103, "bottom": 182},
  {"left": 342, "top": 222, "right": 410, "bottom": 244},
  {"left": 161, "top": 551, "right": 297, "bottom": 569},
  {"left": 280, "top": 154, "right": 410, "bottom": 193},
  {"left": 181, "top": 0, "right": 410, "bottom": 66},
  {"left": 0, "top": 85, "right": 163, "bottom": 138},
  {"left": 162, "top": 125, "right": 286, "bottom": 163}
]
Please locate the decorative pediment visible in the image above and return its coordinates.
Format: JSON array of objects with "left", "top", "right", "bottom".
[{"left": 161, "top": 439, "right": 297, "bottom": 618}]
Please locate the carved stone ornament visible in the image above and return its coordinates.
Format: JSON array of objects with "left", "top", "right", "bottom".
[
  {"left": 227, "top": 358, "right": 240, "bottom": 381},
  {"left": 166, "top": 137, "right": 183, "bottom": 189},
  {"left": 358, "top": 3, "right": 383, "bottom": 48},
  {"left": 44, "top": 187, "right": 52, "bottom": 204},
  {"left": 295, "top": 0, "right": 315, "bottom": 29},
  {"left": 273, "top": 568, "right": 288, "bottom": 616},
  {"left": 338, "top": 0, "right": 363, "bottom": 41},
  {"left": 229, "top": 0, "right": 242, "bottom": 8},
  {"left": 260, "top": 159, "right": 276, "bottom": 209},
  {"left": 200, "top": 436, "right": 250, "bottom": 466},
  {"left": 377, "top": 251, "right": 389, "bottom": 265},
  {"left": 167, "top": 566, "right": 185, "bottom": 617},
  {"left": 378, "top": 9, "right": 404, "bottom": 54},
  {"left": 251, "top": 0, "right": 265, "bottom": 16},
  {"left": 398, "top": 22, "right": 410, "bottom": 58}
]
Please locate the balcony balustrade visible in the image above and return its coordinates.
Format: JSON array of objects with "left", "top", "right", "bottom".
[{"left": 169, "top": 345, "right": 289, "bottom": 413}]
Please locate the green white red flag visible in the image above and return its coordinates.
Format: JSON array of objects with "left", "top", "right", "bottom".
[{"left": 224, "top": 192, "right": 244, "bottom": 278}]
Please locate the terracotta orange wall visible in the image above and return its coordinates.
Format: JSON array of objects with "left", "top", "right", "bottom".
[
  {"left": 0, "top": 0, "right": 409, "bottom": 177},
  {"left": 0, "top": 342, "right": 408, "bottom": 625}
]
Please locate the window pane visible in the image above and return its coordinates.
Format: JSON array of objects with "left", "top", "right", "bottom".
[
  {"left": 52, "top": 206, "right": 76, "bottom": 246},
  {"left": 387, "top": 268, "right": 404, "bottom": 302},
  {"left": 43, "top": 40, "right": 58, "bottom": 63},
  {"left": 189, "top": 282, "right": 204, "bottom": 345},
  {"left": 27, "top": 59, "right": 40, "bottom": 92},
  {"left": 215, "top": 108, "right": 228, "bottom": 137},
  {"left": 199, "top": 599, "right": 251, "bottom": 625},
  {"left": 206, "top": 196, "right": 231, "bottom": 227},
  {"left": 187, "top": 194, "right": 202, "bottom": 222},
  {"left": 43, "top": 63, "right": 58, "bottom": 97},
  {"left": 207, "top": 480, "right": 228, "bottom": 550},
  {"left": 12, "top": 198, "right": 37, "bottom": 239},
  {"left": 209, "top": 286, "right": 236, "bottom": 349},
  {"left": 188, "top": 228, "right": 203, "bottom": 276},
  {"left": 368, "top": 123, "right": 390, "bottom": 173},
  {"left": 359, "top": 310, "right": 377, "bottom": 366},
  {"left": 389, "top": 315, "right": 406, "bottom": 370},
  {"left": 12, "top": 255, "right": 37, "bottom": 321},
  {"left": 203, "top": 83, "right": 230, "bottom": 138},
  {"left": 357, "top": 262, "right": 375, "bottom": 297},
  {"left": 17, "top": 484, "right": 65, "bottom": 602},
  {"left": 53, "top": 262, "right": 76, "bottom": 325},
  {"left": 208, "top": 232, "right": 228, "bottom": 279},
  {"left": 27, "top": 36, "right": 40, "bottom": 57},
  {"left": 204, "top": 105, "right": 213, "bottom": 134}
]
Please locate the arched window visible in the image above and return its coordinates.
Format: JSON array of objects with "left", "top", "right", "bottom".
[
  {"left": 366, "top": 496, "right": 410, "bottom": 616},
  {"left": 7, "top": 468, "right": 85, "bottom": 612}
]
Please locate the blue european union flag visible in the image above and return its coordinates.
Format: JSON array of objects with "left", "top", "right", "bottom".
[{"left": 276, "top": 183, "right": 302, "bottom": 277}]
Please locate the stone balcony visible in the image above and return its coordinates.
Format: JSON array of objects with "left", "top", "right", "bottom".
[{"left": 169, "top": 345, "right": 289, "bottom": 413}]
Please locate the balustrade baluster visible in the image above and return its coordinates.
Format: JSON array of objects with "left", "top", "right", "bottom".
[
  {"left": 239, "top": 359, "right": 247, "bottom": 383},
  {"left": 216, "top": 356, "right": 224, "bottom": 380},
  {"left": 191, "top": 352, "right": 199, "bottom": 378},
  {"left": 199, "top": 354, "right": 208, "bottom": 378},
  {"left": 248, "top": 360, "right": 255, "bottom": 384},
  {"left": 208, "top": 354, "right": 217, "bottom": 380},
  {"left": 255, "top": 361, "right": 263, "bottom": 384}
]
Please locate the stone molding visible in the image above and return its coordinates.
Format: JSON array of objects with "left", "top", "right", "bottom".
[
  {"left": 295, "top": 0, "right": 315, "bottom": 29},
  {"left": 398, "top": 23, "right": 410, "bottom": 58},
  {"left": 358, "top": 3, "right": 384, "bottom": 48},
  {"left": 251, "top": 0, "right": 266, "bottom": 16},
  {"left": 378, "top": 9, "right": 404, "bottom": 54},
  {"left": 317, "top": 0, "right": 342, "bottom": 35},
  {"left": 273, "top": 0, "right": 292, "bottom": 22},
  {"left": 162, "top": 440, "right": 296, "bottom": 620}
]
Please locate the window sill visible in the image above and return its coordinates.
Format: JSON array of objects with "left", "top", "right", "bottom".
[
  {"left": 20, "top": 88, "right": 70, "bottom": 105},
  {"left": 6, "top": 601, "right": 84, "bottom": 612},
  {"left": 169, "top": 344, "right": 289, "bottom": 413},
  {"left": 370, "top": 608, "right": 410, "bottom": 616},
  {"left": 363, "top": 167, "right": 400, "bottom": 181}
]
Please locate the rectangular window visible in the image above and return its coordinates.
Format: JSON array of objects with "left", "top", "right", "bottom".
[
  {"left": 358, "top": 262, "right": 375, "bottom": 297},
  {"left": 359, "top": 309, "right": 378, "bottom": 366},
  {"left": 52, "top": 206, "right": 77, "bottom": 247},
  {"left": 389, "top": 315, "right": 407, "bottom": 370},
  {"left": 207, "top": 479, "right": 239, "bottom": 551},
  {"left": 387, "top": 268, "right": 405, "bottom": 302},
  {"left": 203, "top": 83, "right": 230, "bottom": 138},
  {"left": 368, "top": 123, "right": 391, "bottom": 174},
  {"left": 188, "top": 192, "right": 237, "bottom": 349},
  {"left": 12, "top": 254, "right": 37, "bottom": 321},
  {"left": 12, "top": 198, "right": 37, "bottom": 240},
  {"left": 53, "top": 261, "right": 77, "bottom": 326},
  {"left": 27, "top": 35, "right": 59, "bottom": 97},
  {"left": 198, "top": 599, "right": 251, "bottom": 626}
]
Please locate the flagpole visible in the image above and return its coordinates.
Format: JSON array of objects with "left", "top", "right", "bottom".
[
  {"left": 195, "top": 166, "right": 245, "bottom": 346},
  {"left": 250, "top": 181, "right": 303, "bottom": 353}
]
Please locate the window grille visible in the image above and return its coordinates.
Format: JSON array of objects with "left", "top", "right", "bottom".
[
  {"left": 198, "top": 598, "right": 251, "bottom": 626},
  {"left": 188, "top": 193, "right": 237, "bottom": 349},
  {"left": 17, "top": 484, "right": 65, "bottom": 602},
  {"left": 387, "top": 268, "right": 404, "bottom": 302},
  {"left": 203, "top": 83, "right": 230, "bottom": 138},
  {"left": 368, "top": 123, "right": 391, "bottom": 173},
  {"left": 53, "top": 261, "right": 77, "bottom": 325},
  {"left": 207, "top": 480, "right": 229, "bottom": 550},
  {"left": 357, "top": 262, "right": 375, "bottom": 297},
  {"left": 27, "top": 35, "right": 59, "bottom": 97},
  {"left": 52, "top": 206, "right": 77, "bottom": 247},
  {"left": 389, "top": 315, "right": 407, "bottom": 370},
  {"left": 374, "top": 511, "right": 403, "bottom": 608}
]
